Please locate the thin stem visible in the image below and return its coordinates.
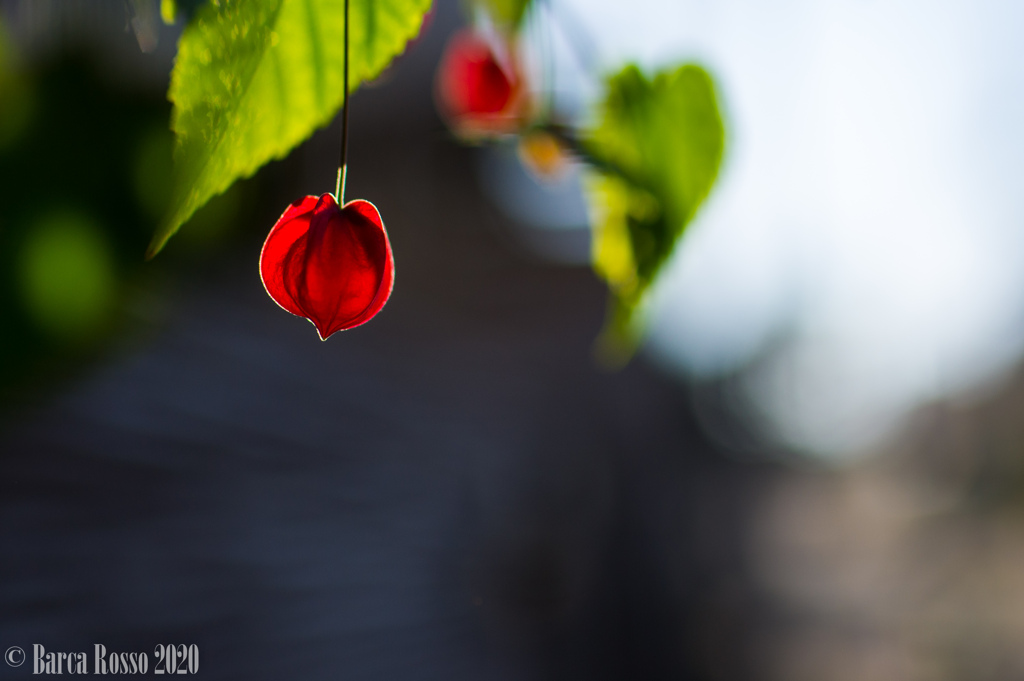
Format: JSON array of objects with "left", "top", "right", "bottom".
[
  {"left": 538, "top": 123, "right": 647, "bottom": 190},
  {"left": 335, "top": 0, "right": 350, "bottom": 203}
]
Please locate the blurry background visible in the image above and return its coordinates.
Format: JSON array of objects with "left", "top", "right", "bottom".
[{"left": 3, "top": 0, "right": 1024, "bottom": 679}]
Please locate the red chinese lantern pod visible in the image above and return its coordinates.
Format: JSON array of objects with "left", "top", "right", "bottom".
[
  {"left": 260, "top": 193, "right": 394, "bottom": 339},
  {"left": 435, "top": 28, "right": 527, "bottom": 138}
]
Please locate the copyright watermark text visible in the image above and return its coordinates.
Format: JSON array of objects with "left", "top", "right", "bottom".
[{"left": 4, "top": 644, "right": 199, "bottom": 675}]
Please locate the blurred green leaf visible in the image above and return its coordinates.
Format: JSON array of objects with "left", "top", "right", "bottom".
[
  {"left": 149, "top": 0, "right": 433, "bottom": 257},
  {"left": 472, "top": 0, "right": 531, "bottom": 28},
  {"left": 133, "top": 126, "right": 175, "bottom": 219},
  {"left": 584, "top": 63, "right": 725, "bottom": 354},
  {"left": 18, "top": 212, "right": 116, "bottom": 342},
  {"left": 0, "top": 16, "right": 34, "bottom": 150},
  {"left": 161, "top": 0, "right": 177, "bottom": 23},
  {"left": 0, "top": 55, "right": 168, "bottom": 393},
  {"left": 160, "top": 0, "right": 210, "bottom": 24}
]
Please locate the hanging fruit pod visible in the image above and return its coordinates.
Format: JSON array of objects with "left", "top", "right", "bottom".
[
  {"left": 435, "top": 28, "right": 529, "bottom": 140},
  {"left": 260, "top": 193, "right": 394, "bottom": 340}
]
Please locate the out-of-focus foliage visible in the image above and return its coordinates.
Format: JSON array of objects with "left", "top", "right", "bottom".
[
  {"left": 584, "top": 64, "right": 724, "bottom": 354},
  {"left": 470, "top": 0, "right": 531, "bottom": 29},
  {"left": 0, "top": 58, "right": 149, "bottom": 390},
  {"left": 18, "top": 212, "right": 116, "bottom": 341},
  {"left": 149, "top": 0, "right": 434, "bottom": 256},
  {"left": 133, "top": 127, "right": 176, "bottom": 220},
  {"left": 0, "top": 21, "right": 33, "bottom": 150},
  {"left": 159, "top": 0, "right": 209, "bottom": 24},
  {"left": 0, "top": 32, "right": 253, "bottom": 399}
]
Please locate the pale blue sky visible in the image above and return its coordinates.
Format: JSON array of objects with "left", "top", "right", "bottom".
[{"left": 554, "top": 0, "right": 1024, "bottom": 456}]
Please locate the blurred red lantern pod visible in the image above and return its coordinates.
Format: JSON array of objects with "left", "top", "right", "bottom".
[
  {"left": 435, "top": 28, "right": 527, "bottom": 138},
  {"left": 260, "top": 193, "right": 394, "bottom": 339}
]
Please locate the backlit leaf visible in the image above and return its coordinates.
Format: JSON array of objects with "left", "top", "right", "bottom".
[
  {"left": 584, "top": 63, "right": 725, "bottom": 354},
  {"left": 160, "top": 0, "right": 209, "bottom": 24},
  {"left": 160, "top": 0, "right": 177, "bottom": 23},
  {"left": 149, "top": 0, "right": 433, "bottom": 257}
]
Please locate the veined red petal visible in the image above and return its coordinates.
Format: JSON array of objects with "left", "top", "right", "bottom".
[
  {"left": 260, "top": 193, "right": 394, "bottom": 339},
  {"left": 260, "top": 195, "right": 320, "bottom": 319},
  {"left": 338, "top": 199, "right": 395, "bottom": 330}
]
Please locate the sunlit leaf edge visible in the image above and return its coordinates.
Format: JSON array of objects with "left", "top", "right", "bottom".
[{"left": 148, "top": 0, "right": 433, "bottom": 258}]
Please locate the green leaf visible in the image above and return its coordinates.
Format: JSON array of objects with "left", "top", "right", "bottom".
[
  {"left": 471, "top": 0, "right": 531, "bottom": 28},
  {"left": 160, "top": 0, "right": 209, "bottom": 24},
  {"left": 148, "top": 0, "right": 432, "bottom": 257},
  {"left": 160, "top": 0, "right": 178, "bottom": 23},
  {"left": 583, "top": 63, "right": 725, "bottom": 354}
]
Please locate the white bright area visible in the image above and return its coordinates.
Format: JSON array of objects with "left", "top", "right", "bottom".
[{"left": 543, "top": 0, "right": 1024, "bottom": 458}]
